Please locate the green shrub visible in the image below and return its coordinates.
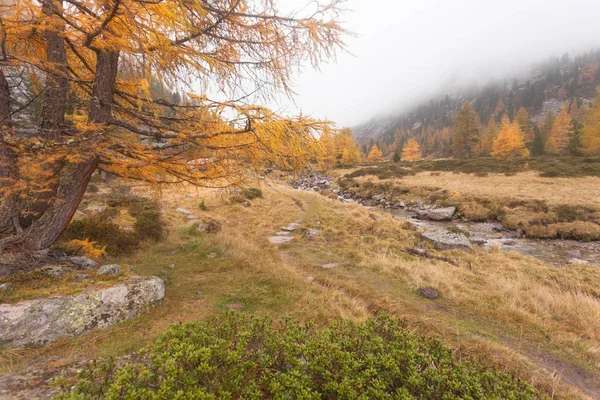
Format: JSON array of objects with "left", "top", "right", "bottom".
[
  {"left": 243, "top": 187, "right": 263, "bottom": 200},
  {"left": 86, "top": 184, "right": 99, "bottom": 194},
  {"left": 54, "top": 313, "right": 539, "bottom": 400},
  {"left": 199, "top": 199, "right": 207, "bottom": 211},
  {"left": 128, "top": 198, "right": 165, "bottom": 241},
  {"left": 554, "top": 204, "right": 594, "bottom": 222},
  {"left": 58, "top": 213, "right": 139, "bottom": 256}
]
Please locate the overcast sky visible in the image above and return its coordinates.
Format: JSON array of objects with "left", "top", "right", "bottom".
[{"left": 270, "top": 0, "right": 600, "bottom": 127}]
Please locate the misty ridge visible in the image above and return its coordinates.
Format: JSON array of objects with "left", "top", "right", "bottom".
[{"left": 352, "top": 48, "right": 600, "bottom": 154}]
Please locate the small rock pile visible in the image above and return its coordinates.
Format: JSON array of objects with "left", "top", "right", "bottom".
[{"left": 290, "top": 173, "right": 333, "bottom": 191}]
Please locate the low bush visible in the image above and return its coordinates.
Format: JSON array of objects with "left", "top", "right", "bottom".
[
  {"left": 54, "top": 313, "right": 539, "bottom": 399},
  {"left": 58, "top": 213, "right": 140, "bottom": 256},
  {"left": 59, "top": 195, "right": 165, "bottom": 256},
  {"left": 242, "top": 187, "right": 263, "bottom": 200}
]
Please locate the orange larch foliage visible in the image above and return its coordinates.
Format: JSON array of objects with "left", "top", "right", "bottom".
[
  {"left": 550, "top": 107, "right": 573, "bottom": 155},
  {"left": 491, "top": 116, "right": 529, "bottom": 160},
  {"left": 401, "top": 139, "right": 421, "bottom": 162},
  {"left": 0, "top": 0, "right": 347, "bottom": 251},
  {"left": 366, "top": 145, "right": 384, "bottom": 163}
]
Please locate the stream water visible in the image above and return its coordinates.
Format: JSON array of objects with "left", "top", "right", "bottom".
[{"left": 385, "top": 208, "right": 600, "bottom": 267}]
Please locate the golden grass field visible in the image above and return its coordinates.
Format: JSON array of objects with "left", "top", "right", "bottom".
[
  {"left": 346, "top": 170, "right": 600, "bottom": 207},
  {"left": 2, "top": 180, "right": 600, "bottom": 399}
]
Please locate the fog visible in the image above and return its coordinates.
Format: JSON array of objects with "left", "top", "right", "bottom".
[{"left": 272, "top": 0, "right": 600, "bottom": 127}]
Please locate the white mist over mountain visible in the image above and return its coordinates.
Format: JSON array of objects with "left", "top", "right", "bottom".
[{"left": 271, "top": 0, "right": 600, "bottom": 127}]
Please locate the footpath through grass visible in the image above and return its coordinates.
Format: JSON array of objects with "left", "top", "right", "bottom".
[{"left": 2, "top": 183, "right": 599, "bottom": 399}]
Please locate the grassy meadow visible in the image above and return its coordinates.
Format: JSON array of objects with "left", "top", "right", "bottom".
[{"left": 2, "top": 173, "right": 600, "bottom": 398}]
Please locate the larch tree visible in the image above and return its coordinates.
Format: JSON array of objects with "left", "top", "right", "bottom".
[
  {"left": 541, "top": 113, "right": 557, "bottom": 155},
  {"left": 0, "top": 0, "right": 346, "bottom": 256},
  {"left": 582, "top": 89, "right": 600, "bottom": 155},
  {"left": 366, "top": 144, "right": 383, "bottom": 163},
  {"left": 549, "top": 107, "right": 573, "bottom": 155},
  {"left": 401, "top": 138, "right": 421, "bottom": 161},
  {"left": 340, "top": 141, "right": 361, "bottom": 166},
  {"left": 482, "top": 117, "right": 499, "bottom": 155},
  {"left": 515, "top": 107, "right": 534, "bottom": 147},
  {"left": 318, "top": 128, "right": 337, "bottom": 170},
  {"left": 452, "top": 101, "right": 480, "bottom": 158},
  {"left": 491, "top": 116, "right": 529, "bottom": 160}
]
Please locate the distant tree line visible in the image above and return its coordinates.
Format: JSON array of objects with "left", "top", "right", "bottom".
[{"left": 356, "top": 50, "right": 600, "bottom": 160}]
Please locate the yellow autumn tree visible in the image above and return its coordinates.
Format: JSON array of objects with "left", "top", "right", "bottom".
[
  {"left": 582, "top": 89, "right": 600, "bottom": 155},
  {"left": 401, "top": 139, "right": 421, "bottom": 161},
  {"left": 491, "top": 116, "right": 530, "bottom": 160},
  {"left": 318, "top": 128, "right": 337, "bottom": 170},
  {"left": 549, "top": 106, "right": 573, "bottom": 155},
  {"left": 482, "top": 117, "right": 499, "bottom": 155},
  {"left": 366, "top": 145, "right": 384, "bottom": 163},
  {"left": 0, "top": 0, "right": 346, "bottom": 254}
]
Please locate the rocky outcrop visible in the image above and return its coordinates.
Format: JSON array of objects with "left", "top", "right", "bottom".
[
  {"left": 290, "top": 173, "right": 333, "bottom": 191},
  {"left": 427, "top": 207, "right": 456, "bottom": 221},
  {"left": 421, "top": 230, "right": 473, "bottom": 251},
  {"left": 0, "top": 276, "right": 165, "bottom": 348}
]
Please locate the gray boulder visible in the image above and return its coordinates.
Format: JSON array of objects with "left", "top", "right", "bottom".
[
  {"left": 304, "top": 228, "right": 320, "bottom": 239},
  {"left": 196, "top": 218, "right": 222, "bottom": 233},
  {"left": 73, "top": 274, "right": 89, "bottom": 282},
  {"left": 421, "top": 230, "right": 473, "bottom": 251},
  {"left": 175, "top": 207, "right": 192, "bottom": 215},
  {"left": 268, "top": 236, "right": 294, "bottom": 244},
  {"left": 41, "top": 265, "right": 75, "bottom": 278},
  {"left": 427, "top": 206, "right": 456, "bottom": 221},
  {"left": 97, "top": 264, "right": 122, "bottom": 276},
  {"left": 567, "top": 258, "right": 589, "bottom": 265},
  {"left": 417, "top": 287, "right": 440, "bottom": 299},
  {"left": 85, "top": 205, "right": 107, "bottom": 214},
  {"left": 69, "top": 256, "right": 99, "bottom": 270},
  {"left": 0, "top": 276, "right": 164, "bottom": 348}
]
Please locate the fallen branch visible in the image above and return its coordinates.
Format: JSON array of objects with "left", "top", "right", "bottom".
[{"left": 404, "top": 247, "right": 459, "bottom": 267}]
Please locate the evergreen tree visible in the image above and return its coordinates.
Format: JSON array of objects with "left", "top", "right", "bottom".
[
  {"left": 568, "top": 120, "right": 584, "bottom": 156},
  {"left": 531, "top": 125, "right": 545, "bottom": 156},
  {"left": 452, "top": 102, "right": 480, "bottom": 158},
  {"left": 392, "top": 151, "right": 400, "bottom": 163}
]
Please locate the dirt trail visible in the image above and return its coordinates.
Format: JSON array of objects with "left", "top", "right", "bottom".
[{"left": 276, "top": 195, "right": 600, "bottom": 400}]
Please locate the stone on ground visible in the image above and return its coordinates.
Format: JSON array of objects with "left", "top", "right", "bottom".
[
  {"left": 196, "top": 218, "right": 222, "bottom": 233},
  {"left": 175, "top": 207, "right": 192, "bottom": 215},
  {"left": 269, "top": 236, "right": 294, "bottom": 244},
  {"left": 427, "top": 206, "right": 456, "bottom": 221},
  {"left": 304, "top": 228, "right": 320, "bottom": 239},
  {"left": 73, "top": 274, "right": 89, "bottom": 281},
  {"left": 281, "top": 222, "right": 300, "bottom": 232},
  {"left": 41, "top": 265, "right": 75, "bottom": 278},
  {"left": 418, "top": 287, "right": 440, "bottom": 299},
  {"left": 421, "top": 230, "right": 473, "bottom": 251},
  {"left": 97, "top": 264, "right": 122, "bottom": 276},
  {"left": 322, "top": 263, "right": 340, "bottom": 269},
  {"left": 68, "top": 256, "right": 99, "bottom": 270},
  {"left": 0, "top": 276, "right": 165, "bottom": 348}
]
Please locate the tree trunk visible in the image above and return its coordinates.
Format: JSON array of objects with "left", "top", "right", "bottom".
[
  {"left": 0, "top": 51, "right": 119, "bottom": 254},
  {"left": 40, "top": 0, "right": 68, "bottom": 138},
  {"left": 0, "top": 66, "right": 19, "bottom": 240}
]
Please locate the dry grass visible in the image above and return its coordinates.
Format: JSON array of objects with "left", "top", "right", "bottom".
[
  {"left": 393, "top": 171, "right": 600, "bottom": 207},
  {"left": 2, "top": 181, "right": 599, "bottom": 398}
]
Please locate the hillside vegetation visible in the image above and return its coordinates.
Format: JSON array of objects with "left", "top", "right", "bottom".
[{"left": 3, "top": 179, "right": 599, "bottom": 399}]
